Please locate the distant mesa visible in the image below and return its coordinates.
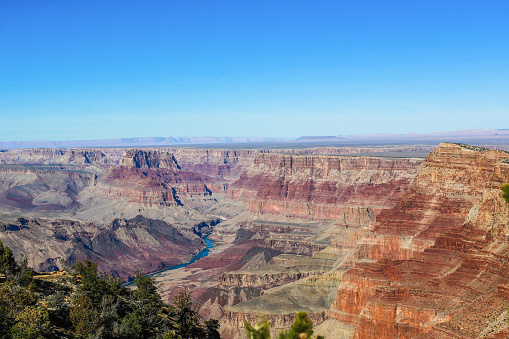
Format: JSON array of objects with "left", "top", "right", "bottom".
[
  {"left": 296, "top": 136, "right": 344, "bottom": 140},
  {"left": 297, "top": 129, "right": 509, "bottom": 143},
  {"left": 1, "top": 129, "right": 508, "bottom": 149},
  {"left": 0, "top": 136, "right": 286, "bottom": 149},
  {"left": 344, "top": 128, "right": 509, "bottom": 139}
]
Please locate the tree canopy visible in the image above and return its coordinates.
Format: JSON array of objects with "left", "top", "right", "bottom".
[{"left": 0, "top": 241, "right": 221, "bottom": 339}]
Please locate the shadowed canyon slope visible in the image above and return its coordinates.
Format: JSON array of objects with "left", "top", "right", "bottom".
[{"left": 1, "top": 143, "right": 509, "bottom": 338}]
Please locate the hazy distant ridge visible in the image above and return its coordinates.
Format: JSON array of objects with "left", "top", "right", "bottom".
[
  {"left": 298, "top": 129, "right": 509, "bottom": 141},
  {"left": 1, "top": 129, "right": 508, "bottom": 149},
  {"left": 0, "top": 136, "right": 286, "bottom": 149}
]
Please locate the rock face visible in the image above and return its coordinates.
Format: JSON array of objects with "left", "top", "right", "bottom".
[
  {"left": 0, "top": 164, "right": 93, "bottom": 210},
  {"left": 0, "top": 148, "right": 108, "bottom": 165},
  {"left": 331, "top": 143, "right": 509, "bottom": 338},
  {"left": 103, "top": 149, "right": 222, "bottom": 207},
  {"left": 230, "top": 154, "right": 423, "bottom": 219},
  {"left": 272, "top": 146, "right": 434, "bottom": 156},
  {"left": 119, "top": 150, "right": 180, "bottom": 169},
  {"left": 168, "top": 148, "right": 261, "bottom": 181},
  {"left": 262, "top": 239, "right": 327, "bottom": 256},
  {"left": 0, "top": 215, "right": 203, "bottom": 279}
]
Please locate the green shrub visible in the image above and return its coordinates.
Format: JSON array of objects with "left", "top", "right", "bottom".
[
  {"left": 502, "top": 184, "right": 509, "bottom": 204},
  {"left": 11, "top": 306, "right": 52, "bottom": 339},
  {"left": 244, "top": 317, "right": 271, "bottom": 339},
  {"left": 245, "top": 312, "right": 324, "bottom": 339},
  {"left": 70, "top": 294, "right": 100, "bottom": 338},
  {"left": 278, "top": 312, "right": 313, "bottom": 339}
]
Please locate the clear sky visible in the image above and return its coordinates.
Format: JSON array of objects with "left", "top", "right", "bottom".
[{"left": 1, "top": 1, "right": 508, "bottom": 141}]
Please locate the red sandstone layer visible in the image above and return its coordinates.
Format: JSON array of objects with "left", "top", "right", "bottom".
[
  {"left": 331, "top": 143, "right": 509, "bottom": 338},
  {"left": 230, "top": 153, "right": 423, "bottom": 220}
]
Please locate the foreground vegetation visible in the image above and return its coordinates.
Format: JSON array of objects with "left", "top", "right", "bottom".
[
  {"left": 244, "top": 312, "right": 324, "bottom": 339},
  {"left": 0, "top": 242, "right": 219, "bottom": 339},
  {"left": 1, "top": 240, "right": 323, "bottom": 339}
]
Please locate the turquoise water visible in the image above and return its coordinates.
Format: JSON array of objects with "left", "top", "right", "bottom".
[
  {"left": 125, "top": 234, "right": 214, "bottom": 285},
  {"left": 156, "top": 233, "right": 214, "bottom": 273}
]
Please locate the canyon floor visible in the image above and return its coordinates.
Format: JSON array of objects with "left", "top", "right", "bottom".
[{"left": 1, "top": 140, "right": 509, "bottom": 338}]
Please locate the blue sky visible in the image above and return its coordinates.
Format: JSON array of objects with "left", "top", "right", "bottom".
[{"left": 1, "top": 1, "right": 508, "bottom": 141}]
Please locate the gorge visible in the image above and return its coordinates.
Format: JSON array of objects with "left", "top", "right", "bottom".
[{"left": 0, "top": 142, "right": 509, "bottom": 338}]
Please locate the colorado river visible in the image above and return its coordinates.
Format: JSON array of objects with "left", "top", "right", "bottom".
[
  {"left": 156, "top": 233, "right": 214, "bottom": 273},
  {"left": 125, "top": 234, "right": 214, "bottom": 285},
  {"left": 150, "top": 234, "right": 214, "bottom": 277}
]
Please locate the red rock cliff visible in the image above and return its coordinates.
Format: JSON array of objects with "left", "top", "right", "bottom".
[
  {"left": 230, "top": 154, "right": 423, "bottom": 220},
  {"left": 103, "top": 150, "right": 221, "bottom": 206},
  {"left": 331, "top": 143, "right": 509, "bottom": 338}
]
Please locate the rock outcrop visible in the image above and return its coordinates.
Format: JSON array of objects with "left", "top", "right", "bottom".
[
  {"left": 119, "top": 150, "right": 180, "bottom": 169},
  {"left": 331, "top": 143, "right": 509, "bottom": 338},
  {"left": 168, "top": 148, "right": 261, "bottom": 181},
  {"left": 0, "top": 164, "right": 93, "bottom": 210}
]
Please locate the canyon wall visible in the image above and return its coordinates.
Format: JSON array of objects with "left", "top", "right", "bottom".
[
  {"left": 99, "top": 149, "right": 225, "bottom": 208},
  {"left": 0, "top": 215, "right": 204, "bottom": 279},
  {"left": 167, "top": 148, "right": 261, "bottom": 181},
  {"left": 230, "top": 153, "right": 423, "bottom": 220},
  {"left": 330, "top": 143, "right": 509, "bottom": 338},
  {"left": 0, "top": 148, "right": 109, "bottom": 165},
  {"left": 189, "top": 153, "right": 424, "bottom": 338},
  {"left": 0, "top": 164, "right": 94, "bottom": 211}
]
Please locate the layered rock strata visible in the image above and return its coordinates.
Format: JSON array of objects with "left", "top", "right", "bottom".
[
  {"left": 0, "top": 215, "right": 203, "bottom": 279},
  {"left": 167, "top": 148, "right": 261, "bottom": 181},
  {"left": 230, "top": 154, "right": 423, "bottom": 219},
  {"left": 0, "top": 164, "right": 93, "bottom": 210},
  {"left": 331, "top": 143, "right": 509, "bottom": 338},
  {"left": 0, "top": 148, "right": 108, "bottom": 165},
  {"left": 102, "top": 150, "right": 220, "bottom": 207}
]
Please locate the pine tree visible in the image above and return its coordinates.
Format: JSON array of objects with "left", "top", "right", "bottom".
[
  {"left": 205, "top": 318, "right": 221, "bottom": 339},
  {"left": 73, "top": 260, "right": 108, "bottom": 305},
  {"left": 169, "top": 287, "right": 205, "bottom": 338},
  {"left": 131, "top": 272, "right": 165, "bottom": 338},
  {"left": 0, "top": 241, "right": 18, "bottom": 275}
]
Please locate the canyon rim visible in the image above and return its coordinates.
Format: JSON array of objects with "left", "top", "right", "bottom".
[{"left": 0, "top": 137, "right": 509, "bottom": 338}]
